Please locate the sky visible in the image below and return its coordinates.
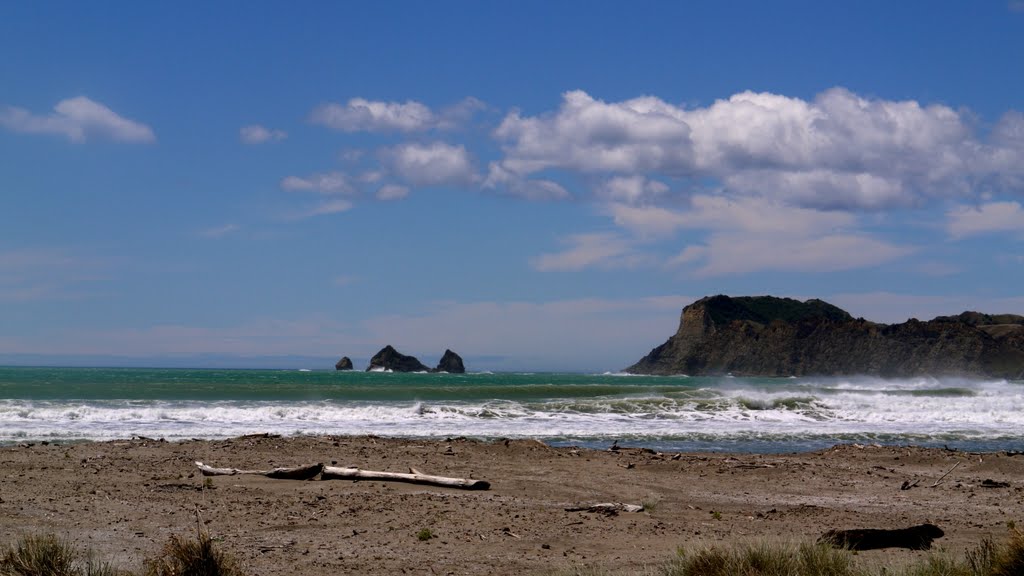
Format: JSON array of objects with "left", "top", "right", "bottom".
[{"left": 2, "top": 1, "right": 1023, "bottom": 372}]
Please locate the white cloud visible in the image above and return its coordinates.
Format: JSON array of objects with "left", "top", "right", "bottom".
[
  {"left": 376, "top": 184, "right": 409, "bottom": 200},
  {"left": 288, "top": 199, "right": 353, "bottom": 220},
  {"left": 676, "top": 231, "right": 913, "bottom": 277},
  {"left": 492, "top": 88, "right": 1024, "bottom": 211},
  {"left": 494, "top": 90, "right": 694, "bottom": 175},
  {"left": 310, "top": 96, "right": 484, "bottom": 133},
  {"left": 947, "top": 201, "right": 1024, "bottom": 238},
  {"left": 381, "top": 141, "right": 477, "bottom": 186},
  {"left": 532, "top": 233, "right": 650, "bottom": 271},
  {"left": 596, "top": 175, "right": 668, "bottom": 204},
  {"left": 0, "top": 96, "right": 155, "bottom": 143},
  {"left": 280, "top": 171, "right": 354, "bottom": 194},
  {"left": 482, "top": 163, "right": 570, "bottom": 200},
  {"left": 239, "top": 124, "right": 286, "bottom": 144},
  {"left": 198, "top": 224, "right": 240, "bottom": 238},
  {"left": 606, "top": 195, "right": 912, "bottom": 275}
]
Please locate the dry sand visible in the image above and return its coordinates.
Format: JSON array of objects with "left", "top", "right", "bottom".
[{"left": 1, "top": 436, "right": 1022, "bottom": 575}]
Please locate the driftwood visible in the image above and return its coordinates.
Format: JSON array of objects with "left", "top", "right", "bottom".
[
  {"left": 818, "top": 524, "right": 944, "bottom": 551},
  {"left": 195, "top": 461, "right": 323, "bottom": 480},
  {"left": 929, "top": 460, "right": 961, "bottom": 487},
  {"left": 320, "top": 466, "right": 490, "bottom": 490},
  {"left": 564, "top": 503, "right": 644, "bottom": 515}
]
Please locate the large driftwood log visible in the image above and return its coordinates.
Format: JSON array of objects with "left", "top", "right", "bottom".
[
  {"left": 818, "top": 523, "right": 944, "bottom": 550},
  {"left": 195, "top": 461, "right": 323, "bottom": 480},
  {"left": 320, "top": 466, "right": 490, "bottom": 490}
]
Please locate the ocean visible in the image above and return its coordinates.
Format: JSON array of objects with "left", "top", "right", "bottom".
[{"left": 1, "top": 366, "right": 1021, "bottom": 453}]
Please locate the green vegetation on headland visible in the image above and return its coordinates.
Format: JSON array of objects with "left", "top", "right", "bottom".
[{"left": 627, "top": 295, "right": 1024, "bottom": 378}]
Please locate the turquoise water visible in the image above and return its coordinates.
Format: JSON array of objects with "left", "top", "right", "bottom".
[{"left": 1, "top": 367, "right": 1022, "bottom": 453}]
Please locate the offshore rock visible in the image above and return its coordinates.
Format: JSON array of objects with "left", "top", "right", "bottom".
[
  {"left": 366, "top": 345, "right": 430, "bottom": 373},
  {"left": 626, "top": 295, "right": 1024, "bottom": 378},
  {"left": 433, "top": 349, "right": 466, "bottom": 373},
  {"left": 334, "top": 356, "right": 353, "bottom": 371}
]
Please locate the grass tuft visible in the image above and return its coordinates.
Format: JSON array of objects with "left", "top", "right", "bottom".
[
  {"left": 1, "top": 533, "right": 78, "bottom": 576},
  {"left": 416, "top": 528, "right": 434, "bottom": 542},
  {"left": 142, "top": 533, "right": 243, "bottom": 576},
  {"left": 990, "top": 526, "right": 1024, "bottom": 576}
]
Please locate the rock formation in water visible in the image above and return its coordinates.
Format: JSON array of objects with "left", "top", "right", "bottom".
[
  {"left": 366, "top": 345, "right": 430, "bottom": 372},
  {"left": 626, "top": 295, "right": 1024, "bottom": 378},
  {"left": 334, "top": 356, "right": 353, "bottom": 371},
  {"left": 433, "top": 349, "right": 465, "bottom": 373}
]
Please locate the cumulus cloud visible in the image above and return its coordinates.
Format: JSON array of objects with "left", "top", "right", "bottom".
[
  {"left": 380, "top": 141, "right": 477, "bottom": 186},
  {"left": 947, "top": 201, "right": 1024, "bottom": 238},
  {"left": 482, "top": 163, "right": 570, "bottom": 200},
  {"left": 239, "top": 124, "right": 286, "bottom": 144},
  {"left": 492, "top": 88, "right": 1024, "bottom": 211},
  {"left": 596, "top": 175, "right": 669, "bottom": 204},
  {"left": 0, "top": 96, "right": 155, "bottom": 143},
  {"left": 310, "top": 96, "right": 484, "bottom": 133}
]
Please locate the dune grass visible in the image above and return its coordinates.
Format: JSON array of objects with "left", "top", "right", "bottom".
[
  {"left": 664, "top": 527, "right": 1024, "bottom": 576},
  {"left": 1, "top": 532, "right": 243, "bottom": 576}
]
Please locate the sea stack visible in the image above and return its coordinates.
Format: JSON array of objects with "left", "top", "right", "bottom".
[
  {"left": 626, "top": 295, "right": 1024, "bottom": 378},
  {"left": 334, "top": 356, "right": 353, "bottom": 371},
  {"left": 433, "top": 349, "right": 465, "bottom": 373},
  {"left": 366, "top": 345, "right": 430, "bottom": 372}
]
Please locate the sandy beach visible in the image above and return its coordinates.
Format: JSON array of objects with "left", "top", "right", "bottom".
[{"left": 1, "top": 436, "right": 1022, "bottom": 575}]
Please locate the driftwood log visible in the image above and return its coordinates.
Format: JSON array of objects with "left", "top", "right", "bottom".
[
  {"left": 320, "top": 466, "right": 490, "bottom": 490},
  {"left": 195, "top": 461, "right": 323, "bottom": 480},
  {"left": 818, "top": 523, "right": 944, "bottom": 550},
  {"left": 564, "top": 503, "right": 644, "bottom": 515}
]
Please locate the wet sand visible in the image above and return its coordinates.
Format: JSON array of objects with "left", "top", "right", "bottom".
[{"left": 1, "top": 436, "right": 1022, "bottom": 574}]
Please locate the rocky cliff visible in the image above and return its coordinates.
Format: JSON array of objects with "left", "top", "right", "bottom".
[{"left": 626, "top": 295, "right": 1024, "bottom": 378}]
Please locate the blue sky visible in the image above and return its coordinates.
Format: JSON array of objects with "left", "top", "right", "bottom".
[{"left": 2, "top": 1, "right": 1023, "bottom": 371}]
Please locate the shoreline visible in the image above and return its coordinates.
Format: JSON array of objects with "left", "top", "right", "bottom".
[{"left": 2, "top": 435, "right": 1021, "bottom": 575}]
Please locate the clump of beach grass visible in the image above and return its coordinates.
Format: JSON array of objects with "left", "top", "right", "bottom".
[
  {"left": 142, "top": 533, "right": 243, "bottom": 576},
  {"left": 0, "top": 533, "right": 123, "bottom": 576},
  {"left": 665, "top": 541, "right": 857, "bottom": 576},
  {"left": 1, "top": 533, "right": 78, "bottom": 576}
]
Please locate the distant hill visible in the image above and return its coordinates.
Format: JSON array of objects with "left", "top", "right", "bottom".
[{"left": 625, "top": 295, "right": 1024, "bottom": 378}]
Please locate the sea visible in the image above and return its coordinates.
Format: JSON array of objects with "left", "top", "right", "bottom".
[{"left": 1, "top": 366, "right": 1021, "bottom": 453}]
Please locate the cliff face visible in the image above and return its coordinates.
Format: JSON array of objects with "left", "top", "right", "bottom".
[{"left": 626, "top": 295, "right": 1024, "bottom": 378}]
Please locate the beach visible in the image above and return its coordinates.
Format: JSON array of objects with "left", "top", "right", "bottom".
[{"left": 2, "top": 435, "right": 1021, "bottom": 575}]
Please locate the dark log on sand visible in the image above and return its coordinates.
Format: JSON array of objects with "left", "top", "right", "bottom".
[
  {"left": 818, "top": 523, "right": 945, "bottom": 550},
  {"left": 195, "top": 461, "right": 323, "bottom": 480},
  {"left": 321, "top": 466, "right": 490, "bottom": 490}
]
